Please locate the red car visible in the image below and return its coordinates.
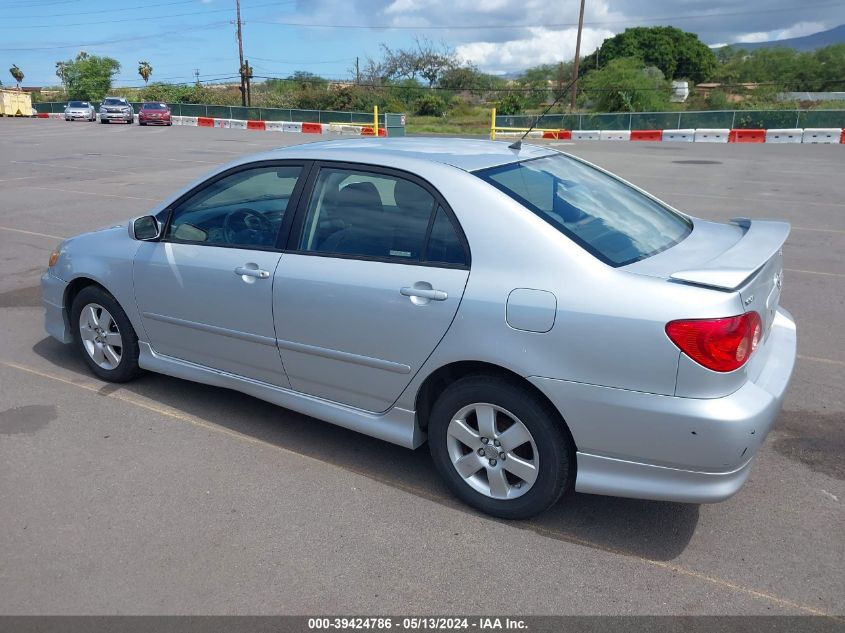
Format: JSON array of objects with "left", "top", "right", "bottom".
[{"left": 138, "top": 102, "right": 172, "bottom": 126}]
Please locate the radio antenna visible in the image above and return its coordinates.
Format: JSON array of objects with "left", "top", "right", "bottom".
[{"left": 509, "top": 75, "right": 579, "bottom": 151}]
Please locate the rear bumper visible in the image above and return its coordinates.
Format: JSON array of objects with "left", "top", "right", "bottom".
[
  {"left": 41, "top": 271, "right": 72, "bottom": 344},
  {"left": 530, "top": 307, "right": 796, "bottom": 503}
]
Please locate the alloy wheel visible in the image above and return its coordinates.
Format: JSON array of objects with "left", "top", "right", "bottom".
[
  {"left": 446, "top": 403, "right": 539, "bottom": 500},
  {"left": 78, "top": 303, "right": 123, "bottom": 370}
]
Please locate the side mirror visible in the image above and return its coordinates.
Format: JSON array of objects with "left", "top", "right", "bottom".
[{"left": 130, "top": 215, "right": 162, "bottom": 241}]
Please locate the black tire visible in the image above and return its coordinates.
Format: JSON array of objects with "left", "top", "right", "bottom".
[
  {"left": 428, "top": 374, "right": 574, "bottom": 519},
  {"left": 70, "top": 286, "right": 141, "bottom": 383},
  {"left": 100, "top": 119, "right": 107, "bottom": 124}
]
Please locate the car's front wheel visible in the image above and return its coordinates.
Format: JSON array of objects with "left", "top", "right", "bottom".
[
  {"left": 71, "top": 286, "right": 141, "bottom": 383},
  {"left": 428, "top": 375, "right": 574, "bottom": 519}
]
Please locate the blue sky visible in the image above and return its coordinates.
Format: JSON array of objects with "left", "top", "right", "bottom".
[{"left": 1, "top": 0, "right": 841, "bottom": 87}]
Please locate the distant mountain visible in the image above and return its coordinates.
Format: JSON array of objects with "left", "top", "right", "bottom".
[{"left": 724, "top": 24, "right": 845, "bottom": 52}]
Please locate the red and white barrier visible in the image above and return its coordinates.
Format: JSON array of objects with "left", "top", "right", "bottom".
[
  {"left": 802, "top": 128, "right": 841, "bottom": 144},
  {"left": 599, "top": 130, "right": 630, "bottom": 141},
  {"left": 694, "top": 129, "right": 730, "bottom": 143},
  {"left": 765, "top": 129, "right": 802, "bottom": 143},
  {"left": 663, "top": 129, "right": 695, "bottom": 142},
  {"left": 630, "top": 130, "right": 662, "bottom": 142},
  {"left": 572, "top": 130, "right": 600, "bottom": 141},
  {"left": 729, "top": 129, "right": 766, "bottom": 143}
]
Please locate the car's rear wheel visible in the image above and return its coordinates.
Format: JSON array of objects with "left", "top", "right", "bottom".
[
  {"left": 71, "top": 286, "right": 141, "bottom": 383},
  {"left": 428, "top": 375, "right": 574, "bottom": 519}
]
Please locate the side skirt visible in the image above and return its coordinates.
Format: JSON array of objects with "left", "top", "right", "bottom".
[{"left": 138, "top": 342, "right": 426, "bottom": 449}]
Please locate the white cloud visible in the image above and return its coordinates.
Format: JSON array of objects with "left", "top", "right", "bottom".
[
  {"left": 732, "top": 20, "right": 828, "bottom": 43},
  {"left": 456, "top": 27, "right": 615, "bottom": 73}
]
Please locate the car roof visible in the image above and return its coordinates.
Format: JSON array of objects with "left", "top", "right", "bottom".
[{"left": 271, "top": 137, "right": 558, "bottom": 172}]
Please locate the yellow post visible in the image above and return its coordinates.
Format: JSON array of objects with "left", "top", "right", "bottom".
[
  {"left": 490, "top": 107, "right": 497, "bottom": 140},
  {"left": 374, "top": 105, "right": 379, "bottom": 137}
]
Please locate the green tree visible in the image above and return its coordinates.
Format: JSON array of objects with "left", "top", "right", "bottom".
[
  {"left": 581, "top": 57, "right": 672, "bottom": 112},
  {"left": 496, "top": 92, "right": 527, "bottom": 115},
  {"left": 582, "top": 26, "right": 717, "bottom": 83},
  {"left": 138, "top": 61, "right": 152, "bottom": 84},
  {"left": 61, "top": 52, "right": 120, "bottom": 101},
  {"left": 9, "top": 64, "right": 24, "bottom": 88}
]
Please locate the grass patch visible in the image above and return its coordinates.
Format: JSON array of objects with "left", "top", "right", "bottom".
[{"left": 406, "top": 111, "right": 491, "bottom": 136}]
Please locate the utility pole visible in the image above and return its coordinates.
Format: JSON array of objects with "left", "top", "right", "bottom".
[
  {"left": 234, "top": 0, "right": 246, "bottom": 106},
  {"left": 355, "top": 56, "right": 360, "bottom": 85},
  {"left": 245, "top": 58, "right": 252, "bottom": 106},
  {"left": 569, "top": 0, "right": 586, "bottom": 111},
  {"left": 193, "top": 68, "right": 200, "bottom": 85}
]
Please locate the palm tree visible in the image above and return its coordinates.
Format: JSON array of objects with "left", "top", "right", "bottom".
[
  {"left": 138, "top": 61, "right": 152, "bottom": 84},
  {"left": 9, "top": 64, "right": 24, "bottom": 89},
  {"left": 55, "top": 61, "right": 68, "bottom": 96}
]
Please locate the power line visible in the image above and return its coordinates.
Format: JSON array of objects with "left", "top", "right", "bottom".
[
  {"left": 5, "top": 0, "right": 201, "bottom": 19},
  {"left": 9, "top": 0, "right": 293, "bottom": 29},
  {"left": 0, "top": 21, "right": 229, "bottom": 51},
  {"left": 249, "top": 2, "right": 845, "bottom": 30}
]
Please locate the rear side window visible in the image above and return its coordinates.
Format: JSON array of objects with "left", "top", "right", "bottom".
[
  {"left": 476, "top": 155, "right": 691, "bottom": 266},
  {"left": 299, "top": 168, "right": 434, "bottom": 261},
  {"left": 426, "top": 206, "right": 466, "bottom": 265}
]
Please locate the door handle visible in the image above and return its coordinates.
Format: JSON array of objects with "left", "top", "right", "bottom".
[
  {"left": 234, "top": 266, "right": 270, "bottom": 279},
  {"left": 400, "top": 287, "right": 448, "bottom": 301}
]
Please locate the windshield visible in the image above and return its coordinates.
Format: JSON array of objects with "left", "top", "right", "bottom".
[
  {"left": 143, "top": 103, "right": 167, "bottom": 110},
  {"left": 103, "top": 98, "right": 125, "bottom": 106},
  {"left": 68, "top": 101, "right": 88, "bottom": 107},
  {"left": 475, "top": 154, "right": 692, "bottom": 267}
]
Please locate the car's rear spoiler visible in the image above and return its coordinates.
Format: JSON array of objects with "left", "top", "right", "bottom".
[{"left": 670, "top": 219, "right": 790, "bottom": 291}]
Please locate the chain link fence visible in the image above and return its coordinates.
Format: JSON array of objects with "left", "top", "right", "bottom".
[
  {"left": 496, "top": 109, "right": 845, "bottom": 130},
  {"left": 36, "top": 102, "right": 387, "bottom": 125}
]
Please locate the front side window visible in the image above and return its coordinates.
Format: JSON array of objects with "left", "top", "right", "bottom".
[
  {"left": 299, "top": 168, "right": 438, "bottom": 261},
  {"left": 476, "top": 154, "right": 692, "bottom": 266},
  {"left": 166, "top": 165, "right": 302, "bottom": 249}
]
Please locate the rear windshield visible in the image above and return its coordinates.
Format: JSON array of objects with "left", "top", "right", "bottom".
[
  {"left": 475, "top": 154, "right": 692, "bottom": 267},
  {"left": 68, "top": 101, "right": 88, "bottom": 107},
  {"left": 142, "top": 103, "right": 167, "bottom": 110},
  {"left": 102, "top": 98, "right": 125, "bottom": 106}
]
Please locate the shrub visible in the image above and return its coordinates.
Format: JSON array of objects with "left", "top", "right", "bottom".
[
  {"left": 413, "top": 93, "right": 447, "bottom": 116},
  {"left": 496, "top": 92, "right": 526, "bottom": 115}
]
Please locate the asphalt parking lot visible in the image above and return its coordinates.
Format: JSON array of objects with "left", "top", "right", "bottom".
[{"left": 0, "top": 118, "right": 842, "bottom": 616}]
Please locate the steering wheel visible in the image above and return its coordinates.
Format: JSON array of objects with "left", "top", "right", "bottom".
[{"left": 223, "top": 208, "right": 274, "bottom": 245}]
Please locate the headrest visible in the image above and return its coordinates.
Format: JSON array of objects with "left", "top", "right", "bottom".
[{"left": 393, "top": 179, "right": 433, "bottom": 212}]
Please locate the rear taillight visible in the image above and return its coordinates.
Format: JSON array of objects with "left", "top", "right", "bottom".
[{"left": 666, "top": 312, "right": 762, "bottom": 372}]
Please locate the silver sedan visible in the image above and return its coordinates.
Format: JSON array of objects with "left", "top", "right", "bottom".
[
  {"left": 41, "top": 138, "right": 796, "bottom": 518},
  {"left": 64, "top": 100, "right": 96, "bottom": 121}
]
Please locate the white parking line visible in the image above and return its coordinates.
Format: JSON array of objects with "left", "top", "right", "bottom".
[
  {"left": 791, "top": 226, "right": 845, "bottom": 235},
  {"left": 86, "top": 152, "right": 217, "bottom": 164},
  {"left": 785, "top": 268, "right": 845, "bottom": 278},
  {"left": 798, "top": 354, "right": 845, "bottom": 367},
  {"left": 0, "top": 225, "right": 63, "bottom": 240},
  {"left": 29, "top": 186, "right": 159, "bottom": 201},
  {"left": 11, "top": 160, "right": 125, "bottom": 174}
]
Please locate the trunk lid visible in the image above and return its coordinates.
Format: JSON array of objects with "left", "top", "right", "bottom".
[{"left": 626, "top": 218, "right": 789, "bottom": 335}]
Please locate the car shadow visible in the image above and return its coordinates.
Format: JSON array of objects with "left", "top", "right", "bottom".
[{"left": 32, "top": 336, "right": 700, "bottom": 561}]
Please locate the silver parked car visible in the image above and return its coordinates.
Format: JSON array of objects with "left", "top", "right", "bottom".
[
  {"left": 64, "top": 100, "right": 96, "bottom": 121},
  {"left": 99, "top": 96, "right": 134, "bottom": 124},
  {"left": 41, "top": 139, "right": 796, "bottom": 518}
]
